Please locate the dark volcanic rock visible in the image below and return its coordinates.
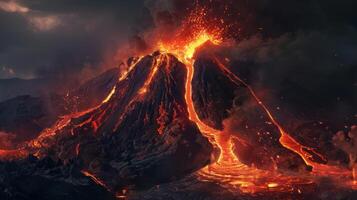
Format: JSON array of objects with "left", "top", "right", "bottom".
[
  {"left": 0, "top": 96, "right": 48, "bottom": 148},
  {"left": 64, "top": 67, "right": 120, "bottom": 113},
  {"left": 192, "top": 58, "right": 237, "bottom": 129},
  {"left": 0, "top": 156, "right": 115, "bottom": 200},
  {"left": 128, "top": 174, "right": 357, "bottom": 200},
  {"left": 0, "top": 52, "right": 355, "bottom": 199},
  {"left": 0, "top": 78, "right": 51, "bottom": 102},
  {"left": 35, "top": 53, "right": 212, "bottom": 191},
  {"left": 192, "top": 56, "right": 306, "bottom": 170},
  {"left": 228, "top": 56, "right": 357, "bottom": 166},
  {"left": 0, "top": 68, "right": 120, "bottom": 149}
]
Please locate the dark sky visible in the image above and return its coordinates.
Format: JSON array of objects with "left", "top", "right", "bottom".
[
  {"left": 0, "top": 0, "right": 356, "bottom": 86},
  {"left": 0, "top": 0, "right": 153, "bottom": 79}
]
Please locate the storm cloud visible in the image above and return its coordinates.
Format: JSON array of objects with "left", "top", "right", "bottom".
[{"left": 0, "top": 0, "right": 152, "bottom": 80}]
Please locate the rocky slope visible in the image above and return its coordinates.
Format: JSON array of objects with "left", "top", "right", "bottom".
[
  {"left": 0, "top": 68, "right": 120, "bottom": 149},
  {"left": 32, "top": 53, "right": 212, "bottom": 191}
]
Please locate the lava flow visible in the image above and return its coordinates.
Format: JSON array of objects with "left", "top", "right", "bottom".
[
  {"left": 1, "top": 4, "right": 356, "bottom": 197},
  {"left": 146, "top": 2, "right": 355, "bottom": 193},
  {"left": 158, "top": 32, "right": 286, "bottom": 192},
  {"left": 156, "top": 23, "right": 356, "bottom": 192}
]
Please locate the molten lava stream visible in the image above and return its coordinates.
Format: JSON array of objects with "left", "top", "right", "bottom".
[
  {"left": 0, "top": 62, "right": 125, "bottom": 160},
  {"left": 157, "top": 32, "right": 312, "bottom": 193},
  {"left": 212, "top": 57, "right": 353, "bottom": 176},
  {"left": 183, "top": 55, "right": 313, "bottom": 193},
  {"left": 166, "top": 31, "right": 354, "bottom": 192}
]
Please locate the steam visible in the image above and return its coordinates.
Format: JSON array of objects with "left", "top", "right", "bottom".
[
  {"left": 0, "top": 131, "right": 15, "bottom": 149},
  {"left": 333, "top": 126, "right": 357, "bottom": 169},
  {"left": 0, "top": 1, "right": 29, "bottom": 13}
]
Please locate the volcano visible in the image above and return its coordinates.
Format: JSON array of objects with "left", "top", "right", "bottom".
[
  {"left": 25, "top": 52, "right": 213, "bottom": 191},
  {"left": 1, "top": 46, "right": 357, "bottom": 199}
]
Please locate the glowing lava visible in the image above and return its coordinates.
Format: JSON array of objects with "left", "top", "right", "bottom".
[
  {"left": 81, "top": 170, "right": 110, "bottom": 191},
  {"left": 1, "top": 5, "right": 356, "bottom": 194},
  {"left": 156, "top": 24, "right": 354, "bottom": 191},
  {"left": 212, "top": 57, "right": 353, "bottom": 175},
  {"left": 102, "top": 86, "right": 116, "bottom": 103},
  {"left": 158, "top": 31, "right": 237, "bottom": 163}
]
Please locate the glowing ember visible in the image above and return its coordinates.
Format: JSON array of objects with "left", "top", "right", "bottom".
[
  {"left": 267, "top": 183, "right": 279, "bottom": 188},
  {"left": 156, "top": 103, "right": 168, "bottom": 135}
]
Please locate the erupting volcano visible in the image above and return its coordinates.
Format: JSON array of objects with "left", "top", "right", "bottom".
[
  {"left": 156, "top": 28, "right": 356, "bottom": 193},
  {"left": 0, "top": 1, "right": 357, "bottom": 200}
]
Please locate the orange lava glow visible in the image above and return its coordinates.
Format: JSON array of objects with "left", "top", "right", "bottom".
[
  {"left": 0, "top": 70, "right": 123, "bottom": 160},
  {"left": 154, "top": 16, "right": 356, "bottom": 191},
  {"left": 157, "top": 31, "right": 234, "bottom": 163},
  {"left": 1, "top": 5, "right": 356, "bottom": 195},
  {"left": 102, "top": 86, "right": 116, "bottom": 103},
  {"left": 157, "top": 31, "right": 286, "bottom": 192},
  {"left": 119, "top": 57, "right": 143, "bottom": 81},
  {"left": 138, "top": 55, "right": 163, "bottom": 95},
  {"left": 81, "top": 170, "right": 109, "bottom": 190},
  {"left": 0, "top": 149, "right": 27, "bottom": 160},
  {"left": 212, "top": 57, "right": 352, "bottom": 175},
  {"left": 156, "top": 103, "right": 168, "bottom": 135}
]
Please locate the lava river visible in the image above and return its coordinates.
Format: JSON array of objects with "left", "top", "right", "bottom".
[{"left": 157, "top": 32, "right": 357, "bottom": 193}]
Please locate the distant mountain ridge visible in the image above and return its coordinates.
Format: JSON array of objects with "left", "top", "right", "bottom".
[
  {"left": 0, "top": 78, "right": 51, "bottom": 102},
  {"left": 0, "top": 68, "right": 120, "bottom": 148}
]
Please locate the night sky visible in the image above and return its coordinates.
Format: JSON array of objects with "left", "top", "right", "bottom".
[{"left": 0, "top": 0, "right": 151, "bottom": 79}]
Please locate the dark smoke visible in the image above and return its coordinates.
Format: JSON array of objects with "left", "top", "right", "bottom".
[
  {"left": 1, "top": 0, "right": 356, "bottom": 122},
  {"left": 333, "top": 126, "right": 357, "bottom": 168}
]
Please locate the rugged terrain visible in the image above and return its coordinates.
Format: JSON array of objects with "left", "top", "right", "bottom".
[{"left": 0, "top": 52, "right": 356, "bottom": 199}]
